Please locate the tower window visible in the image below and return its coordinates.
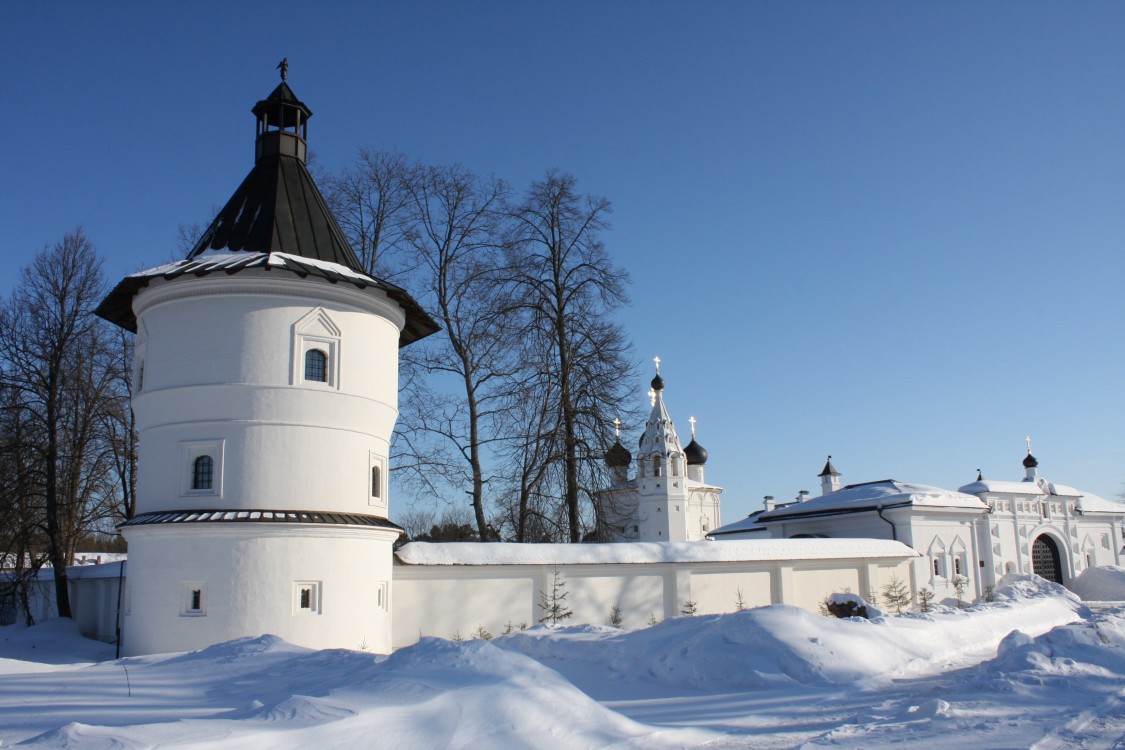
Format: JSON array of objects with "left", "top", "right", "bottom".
[
  {"left": 304, "top": 348, "right": 328, "bottom": 382},
  {"left": 192, "top": 455, "right": 213, "bottom": 490},
  {"left": 371, "top": 466, "right": 381, "bottom": 499},
  {"left": 653, "top": 456, "right": 661, "bottom": 477},
  {"left": 933, "top": 557, "right": 942, "bottom": 577},
  {"left": 190, "top": 589, "right": 202, "bottom": 610},
  {"left": 294, "top": 581, "right": 321, "bottom": 614}
]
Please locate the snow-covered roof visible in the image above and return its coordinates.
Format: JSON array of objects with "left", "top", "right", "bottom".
[
  {"left": 757, "top": 480, "right": 987, "bottom": 522},
  {"left": 958, "top": 477, "right": 1125, "bottom": 515},
  {"left": 708, "top": 512, "right": 766, "bottom": 536},
  {"left": 958, "top": 479, "right": 1045, "bottom": 496},
  {"left": 395, "top": 539, "right": 918, "bottom": 566}
]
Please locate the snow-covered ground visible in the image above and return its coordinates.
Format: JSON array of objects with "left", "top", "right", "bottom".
[{"left": 1, "top": 575, "right": 1123, "bottom": 749}]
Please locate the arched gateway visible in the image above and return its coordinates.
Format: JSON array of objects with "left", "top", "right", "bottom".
[{"left": 1031, "top": 534, "right": 1064, "bottom": 583}]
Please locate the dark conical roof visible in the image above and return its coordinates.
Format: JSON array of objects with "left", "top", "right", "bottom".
[
  {"left": 605, "top": 439, "right": 632, "bottom": 468},
  {"left": 1023, "top": 452, "right": 1038, "bottom": 469},
  {"left": 684, "top": 438, "right": 708, "bottom": 466},
  {"left": 186, "top": 153, "right": 361, "bottom": 268},
  {"left": 95, "top": 77, "right": 439, "bottom": 347},
  {"left": 818, "top": 457, "right": 840, "bottom": 477}
]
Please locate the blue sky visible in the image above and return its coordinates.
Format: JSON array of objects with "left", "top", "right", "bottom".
[{"left": 3, "top": 2, "right": 1123, "bottom": 521}]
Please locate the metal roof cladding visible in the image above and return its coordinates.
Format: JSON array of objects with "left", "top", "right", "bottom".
[{"left": 95, "top": 75, "right": 439, "bottom": 347}]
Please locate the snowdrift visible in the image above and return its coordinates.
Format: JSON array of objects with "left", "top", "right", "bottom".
[
  {"left": 497, "top": 575, "right": 1086, "bottom": 691},
  {"left": 1068, "top": 565, "right": 1125, "bottom": 602}
]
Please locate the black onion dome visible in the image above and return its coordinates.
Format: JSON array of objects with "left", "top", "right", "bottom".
[
  {"left": 684, "top": 438, "right": 708, "bottom": 466},
  {"left": 651, "top": 373, "right": 665, "bottom": 391},
  {"left": 606, "top": 439, "right": 632, "bottom": 468},
  {"left": 1023, "top": 452, "right": 1038, "bottom": 469}
]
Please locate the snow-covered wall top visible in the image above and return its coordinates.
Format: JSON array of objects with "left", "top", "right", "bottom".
[
  {"left": 394, "top": 539, "right": 919, "bottom": 566},
  {"left": 758, "top": 480, "right": 987, "bottom": 521}
]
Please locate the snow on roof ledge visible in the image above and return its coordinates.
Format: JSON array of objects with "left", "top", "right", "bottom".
[{"left": 395, "top": 539, "right": 919, "bottom": 566}]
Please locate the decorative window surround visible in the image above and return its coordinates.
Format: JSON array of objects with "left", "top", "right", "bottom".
[
  {"left": 180, "top": 439, "right": 225, "bottom": 499},
  {"left": 291, "top": 308, "right": 342, "bottom": 389}
]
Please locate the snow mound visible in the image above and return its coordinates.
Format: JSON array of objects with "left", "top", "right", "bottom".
[
  {"left": 992, "top": 608, "right": 1125, "bottom": 678},
  {"left": 21, "top": 722, "right": 149, "bottom": 750},
  {"left": 1068, "top": 565, "right": 1125, "bottom": 601},
  {"left": 499, "top": 581, "right": 1085, "bottom": 691},
  {"left": 0, "top": 618, "right": 114, "bottom": 669}
]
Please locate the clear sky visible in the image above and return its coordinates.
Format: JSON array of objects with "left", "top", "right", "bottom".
[{"left": 3, "top": 2, "right": 1123, "bottom": 522}]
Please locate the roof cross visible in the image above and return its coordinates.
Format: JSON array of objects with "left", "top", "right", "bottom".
[
  {"left": 1025, "top": 435, "right": 1033, "bottom": 454},
  {"left": 689, "top": 416, "right": 697, "bottom": 438},
  {"left": 653, "top": 355, "right": 661, "bottom": 373},
  {"left": 613, "top": 417, "right": 621, "bottom": 438}
]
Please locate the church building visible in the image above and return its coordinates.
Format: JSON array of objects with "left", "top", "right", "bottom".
[{"left": 596, "top": 359, "right": 723, "bottom": 542}]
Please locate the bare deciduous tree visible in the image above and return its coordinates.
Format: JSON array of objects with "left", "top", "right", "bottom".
[
  {"left": 0, "top": 230, "right": 117, "bottom": 618},
  {"left": 506, "top": 172, "right": 635, "bottom": 542}
]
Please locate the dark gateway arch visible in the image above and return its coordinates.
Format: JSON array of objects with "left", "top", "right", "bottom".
[{"left": 1031, "top": 534, "right": 1064, "bottom": 583}]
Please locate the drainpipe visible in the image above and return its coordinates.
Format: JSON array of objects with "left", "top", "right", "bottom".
[
  {"left": 876, "top": 504, "right": 898, "bottom": 542},
  {"left": 114, "top": 560, "right": 125, "bottom": 660}
]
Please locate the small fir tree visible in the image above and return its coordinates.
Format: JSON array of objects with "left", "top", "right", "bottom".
[
  {"left": 951, "top": 575, "right": 969, "bottom": 608},
  {"left": 502, "top": 620, "right": 515, "bottom": 635},
  {"left": 538, "top": 568, "right": 573, "bottom": 626},
  {"left": 982, "top": 585, "right": 996, "bottom": 603},
  {"left": 881, "top": 575, "right": 912, "bottom": 614},
  {"left": 473, "top": 624, "right": 493, "bottom": 641},
  {"left": 647, "top": 612, "right": 659, "bottom": 627},
  {"left": 609, "top": 605, "right": 624, "bottom": 628},
  {"left": 918, "top": 587, "right": 935, "bottom": 613},
  {"left": 451, "top": 630, "right": 464, "bottom": 642},
  {"left": 734, "top": 588, "right": 747, "bottom": 612},
  {"left": 681, "top": 599, "right": 698, "bottom": 616}
]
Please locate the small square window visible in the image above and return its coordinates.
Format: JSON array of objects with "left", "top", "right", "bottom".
[
  {"left": 294, "top": 581, "right": 322, "bottom": 615},
  {"left": 181, "top": 582, "right": 206, "bottom": 616}
]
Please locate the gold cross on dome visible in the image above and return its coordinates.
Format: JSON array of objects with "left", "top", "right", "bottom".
[
  {"left": 689, "top": 416, "right": 697, "bottom": 438},
  {"left": 613, "top": 417, "right": 621, "bottom": 437},
  {"left": 1026, "top": 435, "right": 1032, "bottom": 453},
  {"left": 653, "top": 355, "right": 661, "bottom": 373}
]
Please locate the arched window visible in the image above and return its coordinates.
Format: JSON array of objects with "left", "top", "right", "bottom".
[
  {"left": 371, "top": 466, "right": 381, "bottom": 499},
  {"left": 932, "top": 557, "right": 941, "bottom": 577},
  {"left": 192, "top": 455, "right": 213, "bottom": 490},
  {"left": 652, "top": 456, "right": 661, "bottom": 477},
  {"left": 304, "top": 349, "right": 328, "bottom": 382}
]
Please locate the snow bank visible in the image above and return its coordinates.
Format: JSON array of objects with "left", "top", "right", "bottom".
[
  {"left": 0, "top": 618, "right": 113, "bottom": 671},
  {"left": 497, "top": 575, "right": 1085, "bottom": 692},
  {"left": 1068, "top": 565, "right": 1125, "bottom": 601},
  {"left": 396, "top": 538, "right": 918, "bottom": 566}
]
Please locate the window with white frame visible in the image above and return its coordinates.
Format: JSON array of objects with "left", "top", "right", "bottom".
[
  {"left": 291, "top": 308, "right": 342, "bottom": 389},
  {"left": 181, "top": 582, "right": 206, "bottom": 616},
  {"left": 369, "top": 453, "right": 386, "bottom": 508},
  {"left": 294, "top": 581, "right": 322, "bottom": 614},
  {"left": 181, "top": 440, "right": 224, "bottom": 498}
]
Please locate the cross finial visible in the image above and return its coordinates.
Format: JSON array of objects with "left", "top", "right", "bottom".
[
  {"left": 653, "top": 355, "right": 661, "bottom": 373},
  {"left": 1025, "top": 435, "right": 1032, "bottom": 454},
  {"left": 689, "top": 416, "right": 697, "bottom": 438},
  {"left": 647, "top": 387, "right": 656, "bottom": 407},
  {"left": 277, "top": 58, "right": 289, "bottom": 81},
  {"left": 613, "top": 417, "right": 621, "bottom": 438}
]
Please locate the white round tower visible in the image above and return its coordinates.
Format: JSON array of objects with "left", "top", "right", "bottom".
[{"left": 97, "top": 76, "right": 437, "bottom": 655}]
